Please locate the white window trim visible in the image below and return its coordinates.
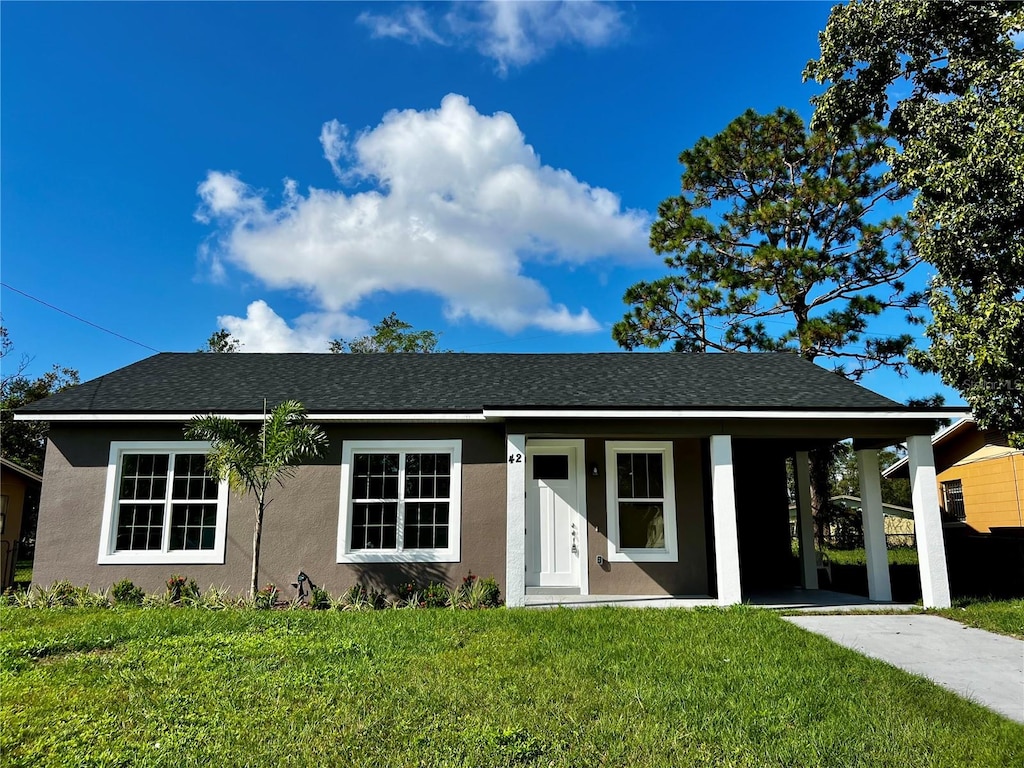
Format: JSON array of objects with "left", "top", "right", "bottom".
[
  {"left": 604, "top": 440, "right": 678, "bottom": 563},
  {"left": 337, "top": 439, "right": 462, "bottom": 564},
  {"left": 98, "top": 441, "right": 229, "bottom": 565}
]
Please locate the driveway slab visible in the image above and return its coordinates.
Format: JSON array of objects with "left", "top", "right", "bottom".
[{"left": 786, "top": 614, "right": 1024, "bottom": 723}]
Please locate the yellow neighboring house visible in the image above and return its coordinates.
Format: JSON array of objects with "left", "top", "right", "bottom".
[
  {"left": 0, "top": 457, "right": 43, "bottom": 590},
  {"left": 884, "top": 418, "right": 1024, "bottom": 533}
]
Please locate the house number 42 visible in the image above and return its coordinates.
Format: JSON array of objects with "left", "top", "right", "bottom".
[{"left": 508, "top": 453, "right": 523, "bottom": 463}]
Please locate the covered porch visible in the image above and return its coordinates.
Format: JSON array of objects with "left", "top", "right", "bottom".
[{"left": 504, "top": 411, "right": 960, "bottom": 610}]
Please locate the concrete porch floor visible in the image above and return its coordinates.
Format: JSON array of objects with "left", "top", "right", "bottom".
[{"left": 523, "top": 588, "right": 918, "bottom": 611}]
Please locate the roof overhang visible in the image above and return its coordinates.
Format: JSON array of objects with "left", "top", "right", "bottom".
[
  {"left": 0, "top": 456, "right": 43, "bottom": 483},
  {"left": 882, "top": 417, "right": 976, "bottom": 478},
  {"left": 15, "top": 408, "right": 968, "bottom": 424}
]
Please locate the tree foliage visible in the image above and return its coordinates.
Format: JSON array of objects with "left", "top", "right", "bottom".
[
  {"left": 0, "top": 326, "right": 80, "bottom": 474},
  {"left": 329, "top": 312, "right": 441, "bottom": 354},
  {"left": 613, "top": 107, "right": 922, "bottom": 380},
  {"left": 806, "top": 0, "right": 1024, "bottom": 446},
  {"left": 200, "top": 329, "right": 242, "bottom": 353},
  {"left": 185, "top": 400, "right": 328, "bottom": 597}
]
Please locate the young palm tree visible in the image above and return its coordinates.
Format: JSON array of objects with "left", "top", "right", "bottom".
[{"left": 185, "top": 400, "right": 328, "bottom": 597}]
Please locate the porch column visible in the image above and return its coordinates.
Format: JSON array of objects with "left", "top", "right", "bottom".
[
  {"left": 711, "top": 435, "right": 742, "bottom": 606},
  {"left": 793, "top": 451, "right": 818, "bottom": 590},
  {"left": 857, "top": 449, "right": 892, "bottom": 601},
  {"left": 505, "top": 434, "right": 527, "bottom": 608},
  {"left": 908, "top": 435, "right": 952, "bottom": 608}
]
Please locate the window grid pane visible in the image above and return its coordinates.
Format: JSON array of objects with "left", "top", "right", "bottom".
[
  {"left": 615, "top": 451, "right": 667, "bottom": 550},
  {"left": 169, "top": 503, "right": 219, "bottom": 550},
  {"left": 351, "top": 502, "right": 398, "bottom": 550},
  {"left": 115, "top": 503, "right": 165, "bottom": 551},
  {"left": 113, "top": 450, "right": 221, "bottom": 553},
  {"left": 616, "top": 452, "right": 665, "bottom": 501},
  {"left": 349, "top": 449, "right": 454, "bottom": 553},
  {"left": 353, "top": 453, "right": 400, "bottom": 500},
  {"left": 403, "top": 501, "right": 450, "bottom": 549}
]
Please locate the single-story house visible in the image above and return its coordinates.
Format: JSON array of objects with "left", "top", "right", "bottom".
[
  {"left": 884, "top": 418, "right": 1024, "bottom": 533},
  {"left": 15, "top": 352, "right": 963, "bottom": 608},
  {"left": 0, "top": 456, "right": 42, "bottom": 590}
]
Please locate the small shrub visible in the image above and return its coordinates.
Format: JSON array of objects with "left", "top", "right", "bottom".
[
  {"left": 309, "top": 586, "right": 332, "bottom": 610},
  {"left": 111, "top": 579, "right": 144, "bottom": 607},
  {"left": 254, "top": 583, "right": 280, "bottom": 610},
  {"left": 49, "top": 580, "right": 78, "bottom": 608},
  {"left": 197, "top": 585, "right": 234, "bottom": 610},
  {"left": 422, "top": 582, "right": 449, "bottom": 609},
  {"left": 166, "top": 575, "right": 199, "bottom": 605},
  {"left": 458, "top": 572, "right": 501, "bottom": 609},
  {"left": 142, "top": 592, "right": 172, "bottom": 609},
  {"left": 476, "top": 577, "right": 501, "bottom": 608}
]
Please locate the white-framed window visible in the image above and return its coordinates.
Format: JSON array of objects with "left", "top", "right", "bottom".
[
  {"left": 98, "top": 441, "right": 229, "bottom": 565},
  {"left": 604, "top": 441, "right": 678, "bottom": 562},
  {"left": 337, "top": 439, "right": 462, "bottom": 563}
]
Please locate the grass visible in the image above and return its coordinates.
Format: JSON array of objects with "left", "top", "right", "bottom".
[
  {"left": 13, "top": 559, "right": 32, "bottom": 585},
  {"left": 2, "top": 608, "right": 1022, "bottom": 766},
  {"left": 823, "top": 547, "right": 919, "bottom": 566},
  {"left": 933, "top": 598, "right": 1024, "bottom": 639}
]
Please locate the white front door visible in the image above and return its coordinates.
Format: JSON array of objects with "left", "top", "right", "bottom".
[{"left": 526, "top": 444, "right": 582, "bottom": 589}]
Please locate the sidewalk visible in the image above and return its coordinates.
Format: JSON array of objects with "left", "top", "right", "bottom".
[{"left": 785, "top": 614, "right": 1024, "bottom": 724}]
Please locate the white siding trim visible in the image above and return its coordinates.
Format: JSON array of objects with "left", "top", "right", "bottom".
[
  {"left": 908, "top": 435, "right": 952, "bottom": 608},
  {"left": 484, "top": 409, "right": 966, "bottom": 420},
  {"left": 505, "top": 434, "right": 527, "bottom": 607},
  {"left": 711, "top": 435, "right": 742, "bottom": 606},
  {"left": 858, "top": 449, "right": 893, "bottom": 601},
  {"left": 16, "top": 408, "right": 966, "bottom": 423}
]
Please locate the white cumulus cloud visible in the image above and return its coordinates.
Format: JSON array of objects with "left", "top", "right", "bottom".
[
  {"left": 357, "top": 1, "right": 626, "bottom": 74},
  {"left": 319, "top": 119, "right": 349, "bottom": 180},
  {"left": 198, "top": 94, "right": 650, "bottom": 350},
  {"left": 217, "top": 300, "right": 368, "bottom": 353}
]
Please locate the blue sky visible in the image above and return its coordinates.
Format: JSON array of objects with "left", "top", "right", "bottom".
[{"left": 1, "top": 1, "right": 959, "bottom": 405}]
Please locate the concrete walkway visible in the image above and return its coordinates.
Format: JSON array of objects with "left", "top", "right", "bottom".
[{"left": 786, "top": 614, "right": 1024, "bottom": 724}]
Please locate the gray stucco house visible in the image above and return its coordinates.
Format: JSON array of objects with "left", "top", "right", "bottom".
[{"left": 16, "top": 352, "right": 960, "bottom": 607}]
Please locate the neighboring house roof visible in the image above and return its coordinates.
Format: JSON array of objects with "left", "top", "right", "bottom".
[
  {"left": 883, "top": 418, "right": 1015, "bottom": 479},
  {"left": 13, "top": 352, "right": 925, "bottom": 417},
  {"left": 788, "top": 495, "right": 915, "bottom": 520},
  {"left": 0, "top": 457, "right": 43, "bottom": 484}
]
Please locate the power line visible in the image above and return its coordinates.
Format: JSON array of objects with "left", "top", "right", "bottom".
[{"left": 1, "top": 282, "right": 162, "bottom": 353}]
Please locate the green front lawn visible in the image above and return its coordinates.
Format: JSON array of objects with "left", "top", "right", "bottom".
[
  {"left": 2, "top": 608, "right": 1021, "bottom": 766},
  {"left": 934, "top": 598, "right": 1024, "bottom": 639}
]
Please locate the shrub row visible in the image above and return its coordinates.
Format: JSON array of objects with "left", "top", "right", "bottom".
[{"left": 2, "top": 572, "right": 502, "bottom": 611}]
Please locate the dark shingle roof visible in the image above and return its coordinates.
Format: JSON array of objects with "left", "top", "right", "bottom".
[{"left": 17, "top": 352, "right": 906, "bottom": 415}]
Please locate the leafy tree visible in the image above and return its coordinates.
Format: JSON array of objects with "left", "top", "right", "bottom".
[
  {"left": 200, "top": 328, "right": 242, "bottom": 353},
  {"left": 185, "top": 401, "right": 328, "bottom": 597},
  {"left": 806, "top": 0, "right": 1024, "bottom": 446},
  {"left": 614, "top": 108, "right": 924, "bottom": 544},
  {"left": 613, "top": 107, "right": 922, "bottom": 380},
  {"left": 329, "top": 312, "right": 441, "bottom": 354},
  {"left": 831, "top": 445, "right": 911, "bottom": 509},
  {"left": 0, "top": 326, "right": 80, "bottom": 474}
]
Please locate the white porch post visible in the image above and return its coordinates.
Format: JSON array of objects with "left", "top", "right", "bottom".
[
  {"left": 908, "top": 435, "right": 952, "bottom": 608},
  {"left": 505, "top": 434, "right": 527, "bottom": 608},
  {"left": 857, "top": 449, "right": 892, "bottom": 601},
  {"left": 711, "top": 435, "right": 742, "bottom": 606},
  {"left": 793, "top": 451, "right": 818, "bottom": 590}
]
